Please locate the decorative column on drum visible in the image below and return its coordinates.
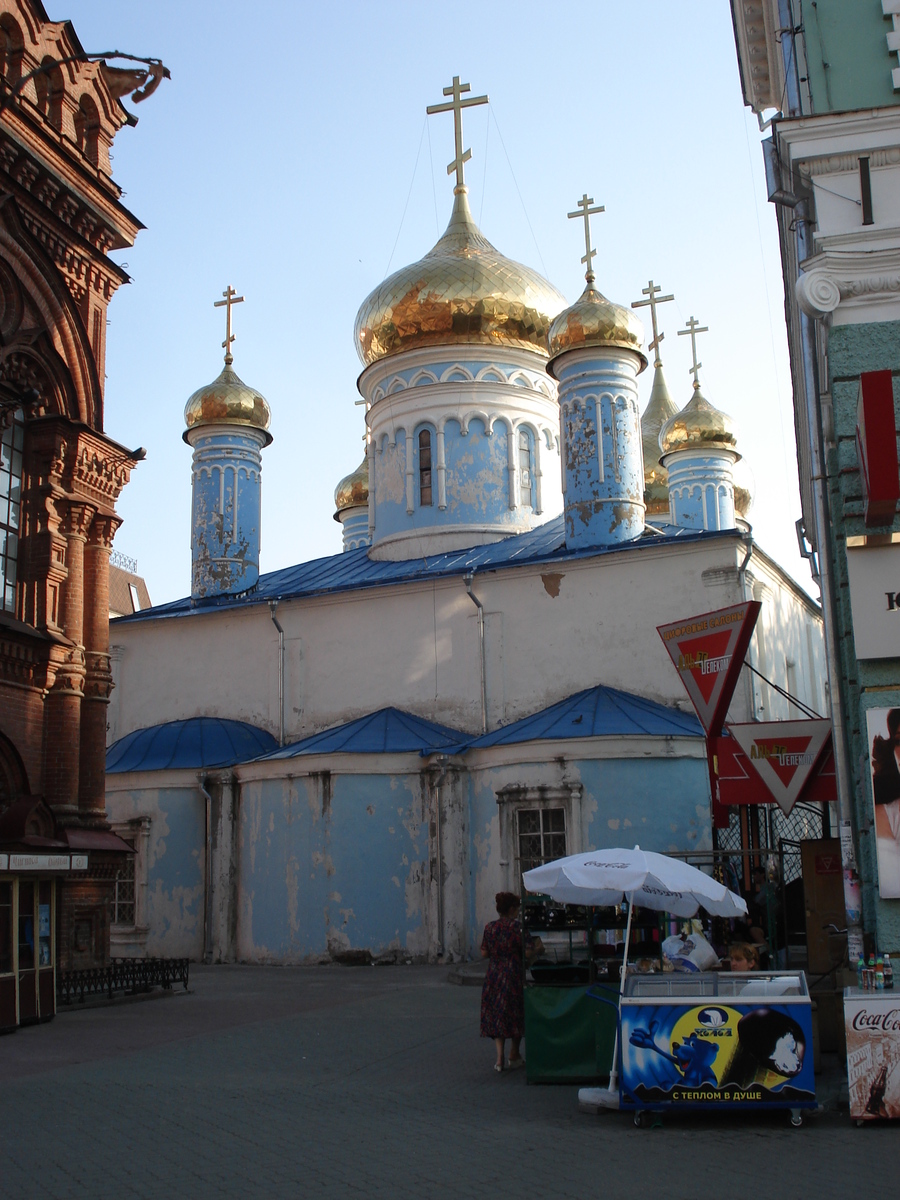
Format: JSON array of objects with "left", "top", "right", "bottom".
[{"left": 79, "top": 511, "right": 120, "bottom": 822}]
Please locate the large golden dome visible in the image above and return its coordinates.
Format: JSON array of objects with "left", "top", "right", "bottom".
[
  {"left": 354, "top": 186, "right": 567, "bottom": 367},
  {"left": 659, "top": 388, "right": 739, "bottom": 460},
  {"left": 333, "top": 454, "right": 369, "bottom": 520},
  {"left": 547, "top": 283, "right": 647, "bottom": 372},
  {"left": 183, "top": 363, "right": 272, "bottom": 444},
  {"left": 641, "top": 364, "right": 679, "bottom": 515}
]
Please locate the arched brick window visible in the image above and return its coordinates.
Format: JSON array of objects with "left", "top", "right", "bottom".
[
  {"left": 0, "top": 15, "right": 24, "bottom": 84},
  {"left": 75, "top": 94, "right": 100, "bottom": 166},
  {"left": 35, "top": 57, "right": 64, "bottom": 130}
]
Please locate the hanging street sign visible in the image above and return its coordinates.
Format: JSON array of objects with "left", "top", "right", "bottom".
[
  {"left": 722, "top": 719, "right": 833, "bottom": 815},
  {"left": 657, "top": 601, "right": 761, "bottom": 737}
]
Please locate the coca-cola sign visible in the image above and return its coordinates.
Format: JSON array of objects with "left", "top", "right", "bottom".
[{"left": 851, "top": 1007, "right": 900, "bottom": 1033}]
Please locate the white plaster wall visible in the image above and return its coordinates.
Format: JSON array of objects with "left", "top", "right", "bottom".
[{"left": 108, "top": 534, "right": 824, "bottom": 745}]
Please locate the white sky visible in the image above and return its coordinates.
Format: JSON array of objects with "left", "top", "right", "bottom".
[{"left": 56, "top": 1, "right": 810, "bottom": 605}]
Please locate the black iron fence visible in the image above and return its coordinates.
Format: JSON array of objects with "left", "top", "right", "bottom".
[{"left": 57, "top": 957, "right": 190, "bottom": 1005}]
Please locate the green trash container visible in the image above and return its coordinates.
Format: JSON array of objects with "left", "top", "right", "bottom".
[{"left": 524, "top": 984, "right": 617, "bottom": 1083}]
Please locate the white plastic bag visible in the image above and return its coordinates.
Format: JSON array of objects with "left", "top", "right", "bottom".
[{"left": 661, "top": 932, "right": 719, "bottom": 972}]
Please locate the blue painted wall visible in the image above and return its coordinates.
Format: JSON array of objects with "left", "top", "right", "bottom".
[
  {"left": 467, "top": 754, "right": 711, "bottom": 953},
  {"left": 239, "top": 771, "right": 429, "bottom": 961}
]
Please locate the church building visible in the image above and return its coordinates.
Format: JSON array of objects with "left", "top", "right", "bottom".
[{"left": 104, "top": 79, "right": 827, "bottom": 965}]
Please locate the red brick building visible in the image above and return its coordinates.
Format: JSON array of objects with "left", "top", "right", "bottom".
[{"left": 0, "top": 1, "right": 156, "bottom": 1019}]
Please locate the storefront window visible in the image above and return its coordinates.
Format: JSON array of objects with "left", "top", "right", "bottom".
[
  {"left": 18, "top": 879, "right": 34, "bottom": 970},
  {"left": 38, "top": 880, "right": 51, "bottom": 966},
  {"left": 0, "top": 408, "right": 24, "bottom": 614},
  {"left": 0, "top": 881, "right": 11, "bottom": 973}
]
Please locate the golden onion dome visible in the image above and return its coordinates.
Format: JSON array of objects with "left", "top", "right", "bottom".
[
  {"left": 659, "top": 387, "right": 739, "bottom": 460},
  {"left": 333, "top": 454, "right": 369, "bottom": 521},
  {"left": 641, "top": 364, "right": 679, "bottom": 515},
  {"left": 547, "top": 282, "right": 648, "bottom": 373},
  {"left": 183, "top": 363, "right": 272, "bottom": 444},
  {"left": 354, "top": 186, "right": 567, "bottom": 367}
]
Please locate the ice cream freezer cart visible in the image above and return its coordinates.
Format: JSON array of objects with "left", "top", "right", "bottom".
[
  {"left": 591, "top": 971, "right": 817, "bottom": 1125},
  {"left": 843, "top": 989, "right": 900, "bottom": 1123}
]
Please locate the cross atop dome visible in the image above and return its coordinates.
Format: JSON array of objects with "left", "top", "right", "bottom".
[
  {"left": 426, "top": 75, "right": 489, "bottom": 189},
  {"left": 567, "top": 192, "right": 604, "bottom": 283},
  {"left": 632, "top": 279, "right": 674, "bottom": 368},
  {"left": 678, "top": 315, "right": 709, "bottom": 390},
  {"left": 214, "top": 284, "right": 244, "bottom": 366}
]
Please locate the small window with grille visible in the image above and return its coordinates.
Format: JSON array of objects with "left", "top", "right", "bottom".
[
  {"left": 0, "top": 408, "right": 24, "bottom": 615},
  {"left": 516, "top": 807, "right": 566, "bottom": 877},
  {"left": 111, "top": 839, "right": 136, "bottom": 926},
  {"left": 418, "top": 429, "right": 433, "bottom": 506}
]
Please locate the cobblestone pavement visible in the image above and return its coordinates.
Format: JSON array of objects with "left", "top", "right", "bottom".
[{"left": 0, "top": 965, "right": 890, "bottom": 1199}]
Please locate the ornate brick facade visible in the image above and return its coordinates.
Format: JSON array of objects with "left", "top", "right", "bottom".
[{"left": 0, "top": 1, "right": 150, "bottom": 970}]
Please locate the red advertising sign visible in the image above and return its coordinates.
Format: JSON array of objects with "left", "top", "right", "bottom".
[
  {"left": 716, "top": 720, "right": 834, "bottom": 814},
  {"left": 657, "top": 602, "right": 761, "bottom": 737}
]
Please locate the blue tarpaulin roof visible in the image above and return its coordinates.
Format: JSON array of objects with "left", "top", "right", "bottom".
[
  {"left": 449, "top": 684, "right": 704, "bottom": 752},
  {"left": 106, "top": 718, "right": 278, "bottom": 773},
  {"left": 113, "top": 515, "right": 717, "bottom": 624},
  {"left": 257, "top": 707, "right": 466, "bottom": 759}
]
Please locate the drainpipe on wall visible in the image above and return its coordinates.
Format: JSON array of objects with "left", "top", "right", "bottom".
[
  {"left": 198, "top": 774, "right": 213, "bottom": 965},
  {"left": 463, "top": 573, "right": 487, "bottom": 736},
  {"left": 269, "top": 601, "right": 285, "bottom": 747}
]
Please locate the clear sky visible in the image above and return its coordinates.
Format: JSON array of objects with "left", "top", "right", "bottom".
[{"left": 56, "top": 1, "right": 808, "bottom": 605}]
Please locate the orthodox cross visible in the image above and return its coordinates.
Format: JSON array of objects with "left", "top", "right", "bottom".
[
  {"left": 426, "top": 76, "right": 489, "bottom": 189},
  {"left": 214, "top": 284, "right": 244, "bottom": 365},
  {"left": 678, "top": 315, "right": 709, "bottom": 390},
  {"left": 567, "top": 193, "right": 604, "bottom": 283},
  {"left": 631, "top": 280, "right": 674, "bottom": 368}
]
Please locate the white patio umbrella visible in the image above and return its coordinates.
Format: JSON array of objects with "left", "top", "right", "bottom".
[{"left": 522, "top": 845, "right": 748, "bottom": 1109}]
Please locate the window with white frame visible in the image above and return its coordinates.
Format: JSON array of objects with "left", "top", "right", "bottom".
[
  {"left": 495, "top": 782, "right": 582, "bottom": 889},
  {"left": 518, "top": 429, "right": 533, "bottom": 508},
  {"left": 110, "top": 837, "right": 136, "bottom": 926},
  {"left": 0, "top": 408, "right": 24, "bottom": 615},
  {"left": 516, "top": 807, "right": 566, "bottom": 875}
]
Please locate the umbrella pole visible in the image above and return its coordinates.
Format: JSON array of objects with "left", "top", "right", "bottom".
[{"left": 606, "top": 892, "right": 635, "bottom": 1096}]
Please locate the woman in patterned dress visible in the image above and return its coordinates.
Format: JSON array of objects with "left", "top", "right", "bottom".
[{"left": 480, "top": 891, "right": 536, "bottom": 1072}]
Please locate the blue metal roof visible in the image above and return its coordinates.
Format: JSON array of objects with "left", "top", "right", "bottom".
[
  {"left": 106, "top": 718, "right": 278, "bottom": 773},
  {"left": 450, "top": 684, "right": 704, "bottom": 752},
  {"left": 113, "top": 515, "right": 720, "bottom": 623},
  {"left": 257, "top": 707, "right": 465, "bottom": 759}
]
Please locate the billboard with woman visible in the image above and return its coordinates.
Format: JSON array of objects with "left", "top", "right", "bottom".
[{"left": 866, "top": 707, "right": 900, "bottom": 899}]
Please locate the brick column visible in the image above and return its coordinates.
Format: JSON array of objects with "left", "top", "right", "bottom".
[
  {"left": 79, "top": 513, "right": 119, "bottom": 823},
  {"left": 42, "top": 501, "right": 93, "bottom": 819}
]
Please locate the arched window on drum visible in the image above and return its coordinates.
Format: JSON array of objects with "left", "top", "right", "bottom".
[
  {"left": 418, "top": 429, "right": 433, "bottom": 507},
  {"left": 518, "top": 428, "right": 534, "bottom": 509},
  {"left": 0, "top": 408, "right": 24, "bottom": 614}
]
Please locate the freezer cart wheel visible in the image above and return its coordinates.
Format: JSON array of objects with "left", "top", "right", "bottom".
[
  {"left": 789, "top": 1110, "right": 803, "bottom": 1128},
  {"left": 633, "top": 1112, "right": 643, "bottom": 1128}
]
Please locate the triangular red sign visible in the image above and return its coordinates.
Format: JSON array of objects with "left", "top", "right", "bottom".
[
  {"left": 727, "top": 720, "right": 832, "bottom": 815},
  {"left": 657, "top": 602, "right": 760, "bottom": 736}
]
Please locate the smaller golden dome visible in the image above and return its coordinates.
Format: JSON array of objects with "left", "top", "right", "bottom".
[
  {"left": 733, "top": 457, "right": 754, "bottom": 519},
  {"left": 333, "top": 454, "right": 369, "bottom": 520},
  {"left": 548, "top": 283, "right": 648, "bottom": 373},
  {"left": 183, "top": 363, "right": 272, "bottom": 444},
  {"left": 659, "top": 388, "right": 739, "bottom": 460},
  {"left": 641, "top": 364, "right": 679, "bottom": 516}
]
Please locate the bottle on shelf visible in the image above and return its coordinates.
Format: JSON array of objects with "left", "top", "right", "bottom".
[
  {"left": 884, "top": 953, "right": 893, "bottom": 990},
  {"left": 868, "top": 953, "right": 876, "bottom": 990},
  {"left": 876, "top": 955, "right": 885, "bottom": 990},
  {"left": 858, "top": 955, "right": 866, "bottom": 990}
]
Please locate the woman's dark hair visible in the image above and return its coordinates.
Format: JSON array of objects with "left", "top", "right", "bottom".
[{"left": 495, "top": 891, "right": 520, "bottom": 916}]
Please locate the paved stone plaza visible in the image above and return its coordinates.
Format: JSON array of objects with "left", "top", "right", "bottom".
[{"left": 0, "top": 966, "right": 890, "bottom": 1199}]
